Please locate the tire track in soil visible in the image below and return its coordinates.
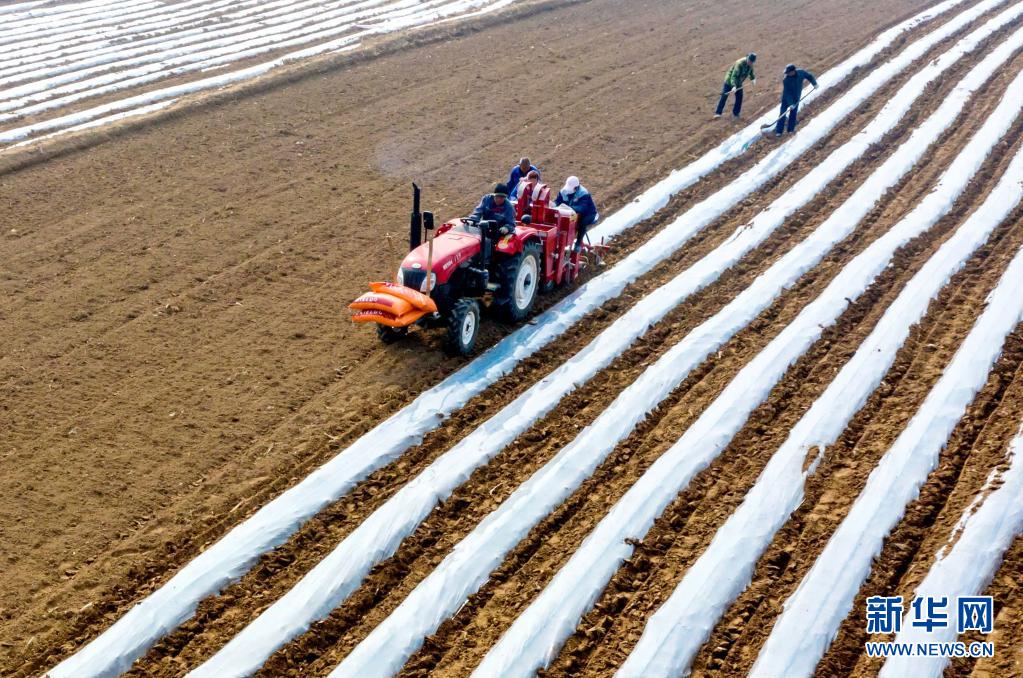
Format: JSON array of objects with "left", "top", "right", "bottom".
[
  {"left": 231, "top": 38, "right": 1023, "bottom": 678},
  {"left": 407, "top": 108, "right": 1023, "bottom": 678},
  {"left": 6, "top": 1, "right": 972, "bottom": 673},
  {"left": 107, "top": 17, "right": 999, "bottom": 676}
]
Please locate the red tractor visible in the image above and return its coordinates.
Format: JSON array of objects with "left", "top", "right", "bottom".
[{"left": 351, "top": 182, "right": 604, "bottom": 355}]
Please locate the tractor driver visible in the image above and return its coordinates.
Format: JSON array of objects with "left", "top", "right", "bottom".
[{"left": 470, "top": 183, "right": 518, "bottom": 235}]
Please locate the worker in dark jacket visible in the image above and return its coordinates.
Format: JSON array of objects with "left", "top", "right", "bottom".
[
  {"left": 715, "top": 53, "right": 757, "bottom": 118},
  {"left": 507, "top": 157, "right": 540, "bottom": 196},
  {"left": 775, "top": 63, "right": 818, "bottom": 135},
  {"left": 555, "top": 176, "right": 599, "bottom": 251},
  {"left": 471, "top": 183, "right": 518, "bottom": 234}
]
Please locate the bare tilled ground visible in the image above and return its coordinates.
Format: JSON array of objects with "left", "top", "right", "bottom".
[{"left": 10, "top": 0, "right": 1023, "bottom": 675}]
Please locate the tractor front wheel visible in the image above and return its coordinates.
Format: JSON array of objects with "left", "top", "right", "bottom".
[
  {"left": 496, "top": 241, "right": 542, "bottom": 322},
  {"left": 444, "top": 299, "right": 480, "bottom": 356}
]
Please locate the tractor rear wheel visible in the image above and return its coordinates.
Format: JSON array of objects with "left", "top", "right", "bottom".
[
  {"left": 496, "top": 240, "right": 542, "bottom": 322},
  {"left": 376, "top": 324, "right": 408, "bottom": 344},
  {"left": 444, "top": 298, "right": 480, "bottom": 356}
]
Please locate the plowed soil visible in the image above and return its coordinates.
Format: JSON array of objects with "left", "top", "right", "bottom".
[
  {"left": 118, "top": 5, "right": 1001, "bottom": 673},
  {"left": 6, "top": 0, "right": 1021, "bottom": 676}
]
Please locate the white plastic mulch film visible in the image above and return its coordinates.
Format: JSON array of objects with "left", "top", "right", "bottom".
[
  {"left": 750, "top": 223, "right": 1023, "bottom": 675},
  {"left": 483, "top": 33, "right": 1023, "bottom": 678},
  {"left": 45, "top": 0, "right": 986, "bottom": 675},
  {"left": 880, "top": 428, "right": 1023, "bottom": 678},
  {"left": 193, "top": 3, "right": 1023, "bottom": 676},
  {"left": 334, "top": 5, "right": 1023, "bottom": 678},
  {"left": 0, "top": 0, "right": 519, "bottom": 146},
  {"left": 621, "top": 86, "right": 1023, "bottom": 678}
]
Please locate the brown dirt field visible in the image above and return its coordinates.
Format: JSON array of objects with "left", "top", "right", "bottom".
[
  {"left": 8, "top": 0, "right": 1019, "bottom": 675},
  {"left": 110, "top": 5, "right": 995, "bottom": 673},
  {"left": 230, "top": 6, "right": 1023, "bottom": 677}
]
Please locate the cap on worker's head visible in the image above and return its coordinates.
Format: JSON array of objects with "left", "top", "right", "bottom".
[
  {"left": 562, "top": 176, "right": 580, "bottom": 194},
  {"left": 785, "top": 63, "right": 796, "bottom": 74},
  {"left": 493, "top": 182, "right": 509, "bottom": 197},
  {"left": 747, "top": 52, "right": 757, "bottom": 63}
]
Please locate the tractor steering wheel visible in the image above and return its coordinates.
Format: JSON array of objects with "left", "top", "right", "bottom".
[{"left": 479, "top": 220, "right": 501, "bottom": 239}]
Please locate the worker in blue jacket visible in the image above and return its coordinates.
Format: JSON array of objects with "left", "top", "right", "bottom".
[
  {"left": 471, "top": 183, "right": 518, "bottom": 234},
  {"left": 507, "top": 157, "right": 540, "bottom": 196},
  {"left": 775, "top": 63, "right": 818, "bottom": 136},
  {"left": 555, "top": 176, "right": 599, "bottom": 251}
]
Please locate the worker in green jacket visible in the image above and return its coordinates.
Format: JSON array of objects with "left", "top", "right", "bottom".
[{"left": 715, "top": 53, "right": 757, "bottom": 118}]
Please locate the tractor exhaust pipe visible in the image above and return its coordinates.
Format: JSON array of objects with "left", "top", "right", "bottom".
[
  {"left": 410, "top": 183, "right": 423, "bottom": 251},
  {"left": 424, "top": 211, "right": 435, "bottom": 293}
]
